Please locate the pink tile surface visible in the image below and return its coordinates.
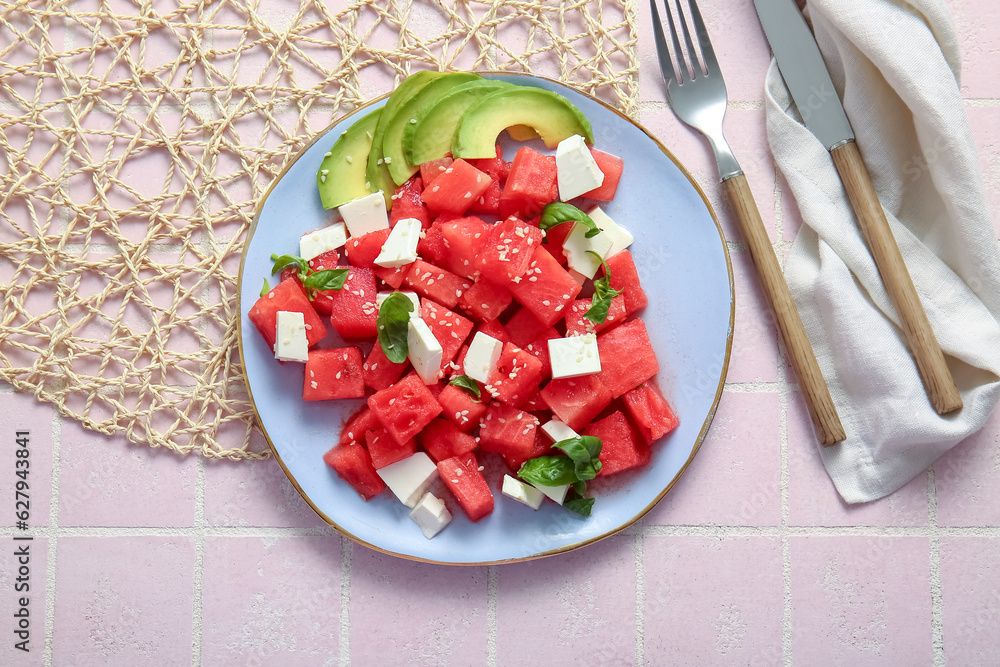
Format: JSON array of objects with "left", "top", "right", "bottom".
[
  {"left": 966, "top": 104, "right": 1000, "bottom": 236},
  {"left": 948, "top": 0, "right": 1000, "bottom": 99},
  {"left": 644, "top": 536, "right": 783, "bottom": 665},
  {"left": 203, "top": 457, "right": 329, "bottom": 528},
  {"left": 200, "top": 536, "right": 342, "bottom": 665},
  {"left": 350, "top": 548, "right": 489, "bottom": 666},
  {"left": 0, "top": 537, "right": 47, "bottom": 665},
  {"left": 934, "top": 402, "right": 1000, "bottom": 526},
  {"left": 497, "top": 535, "right": 635, "bottom": 666},
  {"left": 52, "top": 536, "right": 195, "bottom": 664},
  {"left": 789, "top": 536, "right": 932, "bottom": 665},
  {"left": 939, "top": 537, "right": 1000, "bottom": 664}
]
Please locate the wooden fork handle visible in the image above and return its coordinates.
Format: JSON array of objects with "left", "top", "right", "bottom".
[
  {"left": 722, "top": 173, "right": 846, "bottom": 446},
  {"left": 830, "top": 141, "right": 963, "bottom": 416}
]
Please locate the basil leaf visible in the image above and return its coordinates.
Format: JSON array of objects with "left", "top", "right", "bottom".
[
  {"left": 572, "top": 480, "right": 587, "bottom": 496},
  {"left": 539, "top": 202, "right": 601, "bottom": 238},
  {"left": 377, "top": 292, "right": 414, "bottom": 364},
  {"left": 448, "top": 375, "right": 481, "bottom": 401},
  {"left": 259, "top": 278, "right": 270, "bottom": 297},
  {"left": 517, "top": 455, "right": 578, "bottom": 488},
  {"left": 553, "top": 435, "right": 603, "bottom": 481},
  {"left": 564, "top": 495, "right": 595, "bottom": 516},
  {"left": 270, "top": 253, "right": 309, "bottom": 278},
  {"left": 583, "top": 250, "right": 623, "bottom": 324},
  {"left": 302, "top": 268, "right": 349, "bottom": 292}
]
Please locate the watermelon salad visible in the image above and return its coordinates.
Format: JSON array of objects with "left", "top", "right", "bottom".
[{"left": 247, "top": 72, "right": 679, "bottom": 540}]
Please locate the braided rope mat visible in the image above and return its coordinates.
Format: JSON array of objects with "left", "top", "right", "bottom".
[{"left": 0, "top": 0, "right": 639, "bottom": 459}]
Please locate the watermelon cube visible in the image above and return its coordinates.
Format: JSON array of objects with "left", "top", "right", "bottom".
[
  {"left": 486, "top": 342, "right": 543, "bottom": 407},
  {"left": 604, "top": 250, "right": 648, "bottom": 315},
  {"left": 581, "top": 149, "right": 623, "bottom": 201},
  {"left": 539, "top": 218, "right": 573, "bottom": 266},
  {"left": 303, "top": 348, "right": 365, "bottom": 400},
  {"left": 362, "top": 340, "right": 408, "bottom": 391},
  {"left": 563, "top": 294, "right": 628, "bottom": 336},
  {"left": 437, "top": 216, "right": 490, "bottom": 280},
  {"left": 403, "top": 259, "right": 471, "bottom": 309},
  {"left": 418, "top": 418, "right": 479, "bottom": 462},
  {"left": 374, "top": 264, "right": 408, "bottom": 289},
  {"left": 365, "top": 428, "right": 417, "bottom": 469},
  {"left": 503, "top": 307, "right": 548, "bottom": 348},
  {"left": 420, "top": 299, "right": 474, "bottom": 373},
  {"left": 505, "top": 246, "right": 582, "bottom": 327},
  {"left": 476, "top": 318, "right": 511, "bottom": 346},
  {"left": 339, "top": 406, "right": 380, "bottom": 447},
  {"left": 500, "top": 146, "right": 558, "bottom": 219},
  {"left": 327, "top": 267, "right": 378, "bottom": 339},
  {"left": 479, "top": 403, "right": 539, "bottom": 463},
  {"left": 345, "top": 229, "right": 391, "bottom": 268},
  {"left": 458, "top": 279, "right": 513, "bottom": 323},
  {"left": 595, "top": 318, "right": 659, "bottom": 397},
  {"left": 367, "top": 374, "right": 443, "bottom": 443},
  {"left": 504, "top": 429, "right": 553, "bottom": 474},
  {"left": 438, "top": 452, "right": 494, "bottom": 522},
  {"left": 323, "top": 443, "right": 386, "bottom": 501},
  {"left": 476, "top": 216, "right": 544, "bottom": 284},
  {"left": 421, "top": 159, "right": 493, "bottom": 216},
  {"left": 305, "top": 249, "right": 348, "bottom": 316},
  {"left": 390, "top": 175, "right": 431, "bottom": 228},
  {"left": 416, "top": 220, "right": 449, "bottom": 265},
  {"left": 436, "top": 383, "right": 488, "bottom": 432},
  {"left": 523, "top": 327, "right": 560, "bottom": 380},
  {"left": 585, "top": 411, "right": 650, "bottom": 476},
  {"left": 540, "top": 374, "right": 613, "bottom": 431},
  {"left": 420, "top": 156, "right": 453, "bottom": 186},
  {"left": 622, "top": 382, "right": 679, "bottom": 444},
  {"left": 248, "top": 278, "right": 326, "bottom": 349}
]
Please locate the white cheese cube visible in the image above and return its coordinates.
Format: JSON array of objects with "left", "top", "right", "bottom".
[
  {"left": 463, "top": 331, "right": 503, "bottom": 383},
  {"left": 377, "top": 452, "right": 439, "bottom": 508},
  {"left": 541, "top": 420, "right": 580, "bottom": 444},
  {"left": 588, "top": 206, "right": 633, "bottom": 258},
  {"left": 548, "top": 333, "right": 601, "bottom": 379},
  {"left": 562, "top": 223, "right": 614, "bottom": 279},
  {"left": 502, "top": 475, "right": 545, "bottom": 510},
  {"left": 338, "top": 191, "right": 389, "bottom": 237},
  {"left": 409, "top": 492, "right": 452, "bottom": 539},
  {"left": 407, "top": 317, "right": 443, "bottom": 384},
  {"left": 531, "top": 482, "right": 569, "bottom": 505},
  {"left": 556, "top": 134, "right": 604, "bottom": 201},
  {"left": 376, "top": 291, "right": 420, "bottom": 317},
  {"left": 374, "top": 217, "right": 420, "bottom": 268},
  {"left": 299, "top": 222, "right": 347, "bottom": 261},
  {"left": 273, "top": 310, "right": 309, "bottom": 362}
]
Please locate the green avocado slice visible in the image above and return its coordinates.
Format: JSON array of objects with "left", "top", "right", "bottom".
[
  {"left": 316, "top": 107, "right": 382, "bottom": 210},
  {"left": 453, "top": 87, "right": 594, "bottom": 159},
  {"left": 366, "top": 70, "right": 448, "bottom": 207},
  {"left": 403, "top": 79, "right": 514, "bottom": 166},
  {"left": 383, "top": 72, "right": 484, "bottom": 185}
]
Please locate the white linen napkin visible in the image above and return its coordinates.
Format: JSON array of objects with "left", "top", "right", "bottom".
[{"left": 764, "top": 0, "right": 1000, "bottom": 503}]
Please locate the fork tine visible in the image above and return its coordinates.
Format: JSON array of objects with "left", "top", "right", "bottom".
[
  {"left": 684, "top": 0, "right": 721, "bottom": 75},
  {"left": 648, "top": 0, "right": 676, "bottom": 84},
  {"left": 670, "top": 0, "right": 701, "bottom": 80}
]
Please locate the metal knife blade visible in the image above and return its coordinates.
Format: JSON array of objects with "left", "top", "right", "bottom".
[{"left": 752, "top": 0, "right": 854, "bottom": 149}]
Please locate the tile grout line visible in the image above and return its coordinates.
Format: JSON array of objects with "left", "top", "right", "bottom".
[
  {"left": 190, "top": 455, "right": 206, "bottom": 666},
  {"left": 43, "top": 412, "right": 62, "bottom": 667},
  {"left": 486, "top": 565, "right": 498, "bottom": 667},
  {"left": 339, "top": 537, "right": 352, "bottom": 667},
  {"left": 634, "top": 532, "right": 645, "bottom": 667},
  {"left": 928, "top": 469, "right": 944, "bottom": 666}
]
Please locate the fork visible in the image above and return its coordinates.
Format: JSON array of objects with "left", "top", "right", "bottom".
[{"left": 649, "top": 0, "right": 845, "bottom": 446}]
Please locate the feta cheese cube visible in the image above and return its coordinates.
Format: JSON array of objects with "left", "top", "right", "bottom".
[
  {"left": 463, "top": 331, "right": 503, "bottom": 383},
  {"left": 409, "top": 492, "right": 452, "bottom": 539},
  {"left": 531, "top": 482, "right": 569, "bottom": 505},
  {"left": 562, "top": 223, "right": 614, "bottom": 279},
  {"left": 377, "top": 452, "right": 439, "bottom": 507},
  {"left": 274, "top": 310, "right": 309, "bottom": 362},
  {"left": 376, "top": 291, "right": 420, "bottom": 317},
  {"left": 555, "top": 134, "right": 604, "bottom": 201},
  {"left": 501, "top": 475, "right": 545, "bottom": 510},
  {"left": 548, "top": 333, "right": 601, "bottom": 379},
  {"left": 374, "top": 217, "right": 420, "bottom": 268},
  {"left": 407, "top": 317, "right": 443, "bottom": 384},
  {"left": 299, "top": 222, "right": 347, "bottom": 261},
  {"left": 541, "top": 420, "right": 580, "bottom": 444},
  {"left": 588, "top": 206, "right": 633, "bottom": 258},
  {"left": 338, "top": 191, "right": 389, "bottom": 237}
]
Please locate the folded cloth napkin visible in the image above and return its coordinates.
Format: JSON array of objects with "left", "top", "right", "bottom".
[{"left": 764, "top": 0, "right": 1000, "bottom": 503}]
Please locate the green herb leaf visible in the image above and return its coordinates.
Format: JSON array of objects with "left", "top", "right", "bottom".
[
  {"left": 448, "top": 375, "right": 481, "bottom": 401},
  {"left": 302, "top": 268, "right": 349, "bottom": 293},
  {"left": 552, "top": 435, "right": 603, "bottom": 481},
  {"left": 517, "top": 455, "right": 579, "bottom": 488},
  {"left": 564, "top": 495, "right": 595, "bottom": 516},
  {"left": 539, "top": 202, "right": 601, "bottom": 239},
  {"left": 583, "top": 250, "right": 623, "bottom": 324},
  {"left": 377, "top": 292, "right": 414, "bottom": 364},
  {"left": 270, "top": 253, "right": 309, "bottom": 278},
  {"left": 259, "top": 278, "right": 270, "bottom": 297},
  {"left": 572, "top": 480, "right": 587, "bottom": 496}
]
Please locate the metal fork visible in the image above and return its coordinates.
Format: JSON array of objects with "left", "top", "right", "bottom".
[{"left": 649, "top": 0, "right": 845, "bottom": 446}]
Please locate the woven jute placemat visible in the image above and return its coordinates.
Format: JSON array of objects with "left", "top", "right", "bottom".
[{"left": 0, "top": 0, "right": 639, "bottom": 459}]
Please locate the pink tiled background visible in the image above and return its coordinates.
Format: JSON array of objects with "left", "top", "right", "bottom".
[{"left": 3, "top": 0, "right": 999, "bottom": 664}]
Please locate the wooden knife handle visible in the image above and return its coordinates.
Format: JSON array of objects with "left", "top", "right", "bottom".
[
  {"left": 722, "top": 173, "right": 846, "bottom": 446},
  {"left": 831, "top": 141, "right": 962, "bottom": 415}
]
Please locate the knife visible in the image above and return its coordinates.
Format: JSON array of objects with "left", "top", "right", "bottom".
[{"left": 753, "top": 0, "right": 963, "bottom": 416}]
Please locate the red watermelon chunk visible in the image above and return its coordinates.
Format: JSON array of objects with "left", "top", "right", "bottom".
[
  {"left": 458, "top": 279, "right": 512, "bottom": 323},
  {"left": 503, "top": 306, "right": 548, "bottom": 348},
  {"left": 418, "top": 418, "right": 478, "bottom": 462},
  {"left": 437, "top": 383, "right": 488, "bottom": 432},
  {"left": 420, "top": 299, "right": 474, "bottom": 373},
  {"left": 581, "top": 149, "right": 624, "bottom": 201},
  {"left": 421, "top": 159, "right": 493, "bottom": 216},
  {"left": 471, "top": 145, "right": 508, "bottom": 181},
  {"left": 595, "top": 318, "right": 659, "bottom": 398},
  {"left": 476, "top": 318, "right": 511, "bottom": 346},
  {"left": 390, "top": 175, "right": 431, "bottom": 228},
  {"left": 540, "top": 218, "right": 573, "bottom": 266},
  {"left": 622, "top": 382, "right": 679, "bottom": 444},
  {"left": 485, "top": 342, "right": 543, "bottom": 407},
  {"left": 323, "top": 443, "right": 385, "bottom": 501},
  {"left": 365, "top": 428, "right": 417, "bottom": 469},
  {"left": 439, "top": 216, "right": 490, "bottom": 280},
  {"left": 540, "top": 374, "right": 613, "bottom": 431},
  {"left": 519, "top": 387, "right": 548, "bottom": 413},
  {"left": 374, "top": 265, "right": 408, "bottom": 289},
  {"left": 504, "top": 429, "right": 553, "bottom": 474},
  {"left": 523, "top": 327, "right": 560, "bottom": 380},
  {"left": 339, "top": 406, "right": 380, "bottom": 447},
  {"left": 307, "top": 250, "right": 347, "bottom": 316},
  {"left": 367, "top": 374, "right": 443, "bottom": 443},
  {"left": 303, "top": 348, "right": 365, "bottom": 400},
  {"left": 438, "top": 452, "right": 494, "bottom": 522},
  {"left": 604, "top": 250, "right": 647, "bottom": 315},
  {"left": 403, "top": 259, "right": 471, "bottom": 309},
  {"left": 344, "top": 229, "right": 390, "bottom": 269},
  {"left": 416, "top": 220, "right": 449, "bottom": 265},
  {"left": 420, "top": 156, "right": 453, "bottom": 186},
  {"left": 362, "top": 340, "right": 408, "bottom": 391},
  {"left": 476, "top": 216, "right": 544, "bottom": 284},
  {"left": 327, "top": 267, "right": 378, "bottom": 340},
  {"left": 505, "top": 246, "right": 582, "bottom": 327},
  {"left": 468, "top": 179, "right": 501, "bottom": 215},
  {"left": 563, "top": 294, "right": 628, "bottom": 336},
  {"left": 585, "top": 411, "right": 650, "bottom": 476},
  {"left": 249, "top": 278, "right": 326, "bottom": 349},
  {"left": 500, "top": 146, "right": 558, "bottom": 219},
  {"left": 478, "top": 403, "right": 539, "bottom": 465}
]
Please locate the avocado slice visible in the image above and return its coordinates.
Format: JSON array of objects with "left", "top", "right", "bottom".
[
  {"left": 403, "top": 79, "right": 514, "bottom": 166},
  {"left": 366, "top": 70, "right": 448, "bottom": 207},
  {"left": 453, "top": 87, "right": 594, "bottom": 159},
  {"left": 316, "top": 107, "right": 382, "bottom": 210},
  {"left": 383, "top": 72, "right": 484, "bottom": 185},
  {"left": 506, "top": 124, "right": 540, "bottom": 142}
]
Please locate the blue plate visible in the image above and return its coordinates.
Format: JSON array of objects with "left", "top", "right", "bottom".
[{"left": 237, "top": 72, "right": 733, "bottom": 565}]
